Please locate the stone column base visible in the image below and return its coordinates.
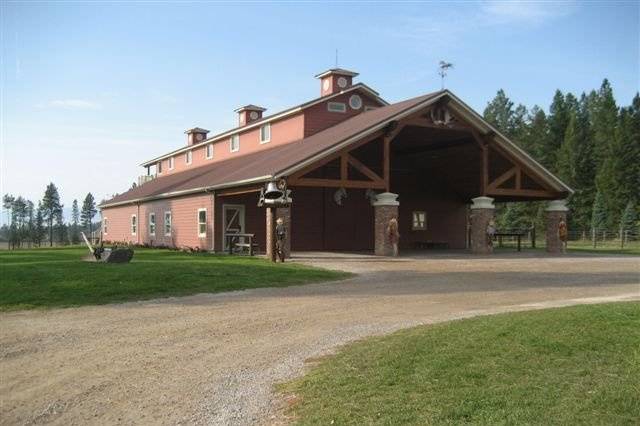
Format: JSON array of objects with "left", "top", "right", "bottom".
[
  {"left": 373, "top": 192, "right": 399, "bottom": 256},
  {"left": 470, "top": 196, "right": 495, "bottom": 254},
  {"left": 546, "top": 200, "right": 569, "bottom": 254}
]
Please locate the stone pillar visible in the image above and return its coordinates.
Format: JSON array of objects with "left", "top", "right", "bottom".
[
  {"left": 546, "top": 199, "right": 569, "bottom": 254},
  {"left": 373, "top": 192, "right": 399, "bottom": 256},
  {"left": 275, "top": 206, "right": 291, "bottom": 259},
  {"left": 469, "top": 196, "right": 495, "bottom": 254},
  {"left": 265, "top": 207, "right": 276, "bottom": 261}
]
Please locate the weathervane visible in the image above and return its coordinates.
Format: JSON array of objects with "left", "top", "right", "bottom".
[{"left": 438, "top": 60, "right": 454, "bottom": 89}]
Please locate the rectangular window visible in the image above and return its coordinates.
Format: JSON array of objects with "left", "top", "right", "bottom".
[
  {"left": 260, "top": 124, "right": 271, "bottom": 143},
  {"left": 103, "top": 218, "right": 108, "bottom": 235},
  {"left": 185, "top": 150, "right": 192, "bottom": 165},
  {"left": 164, "top": 211, "right": 172, "bottom": 236},
  {"left": 230, "top": 134, "right": 240, "bottom": 152},
  {"left": 206, "top": 143, "right": 214, "bottom": 159},
  {"left": 327, "top": 102, "right": 346, "bottom": 113},
  {"left": 149, "top": 212, "right": 156, "bottom": 236},
  {"left": 412, "top": 211, "right": 427, "bottom": 231},
  {"left": 168, "top": 156, "right": 174, "bottom": 170},
  {"left": 198, "top": 208, "right": 207, "bottom": 237},
  {"left": 131, "top": 214, "right": 137, "bottom": 235},
  {"left": 157, "top": 160, "right": 163, "bottom": 174}
]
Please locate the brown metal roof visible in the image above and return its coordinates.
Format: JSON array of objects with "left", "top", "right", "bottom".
[{"left": 101, "top": 91, "right": 443, "bottom": 208}]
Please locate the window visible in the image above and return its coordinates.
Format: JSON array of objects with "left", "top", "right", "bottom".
[
  {"left": 349, "top": 94, "right": 363, "bottom": 110},
  {"left": 412, "top": 211, "right": 427, "bottom": 231},
  {"left": 164, "top": 211, "right": 172, "bottom": 236},
  {"left": 230, "top": 134, "right": 240, "bottom": 152},
  {"left": 168, "top": 156, "right": 174, "bottom": 170},
  {"left": 206, "top": 143, "right": 214, "bottom": 159},
  {"left": 197, "top": 208, "right": 207, "bottom": 237},
  {"left": 131, "top": 214, "right": 137, "bottom": 235},
  {"left": 157, "top": 160, "right": 163, "bottom": 174},
  {"left": 327, "top": 102, "right": 346, "bottom": 113},
  {"left": 260, "top": 124, "right": 271, "bottom": 143},
  {"left": 103, "top": 218, "right": 108, "bottom": 235},
  {"left": 149, "top": 212, "right": 156, "bottom": 236},
  {"left": 364, "top": 105, "right": 378, "bottom": 112},
  {"left": 185, "top": 150, "right": 192, "bottom": 165}
]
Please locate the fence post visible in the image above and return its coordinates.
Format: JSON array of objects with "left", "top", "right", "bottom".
[
  {"left": 592, "top": 228, "right": 596, "bottom": 248},
  {"left": 531, "top": 225, "right": 536, "bottom": 249}
]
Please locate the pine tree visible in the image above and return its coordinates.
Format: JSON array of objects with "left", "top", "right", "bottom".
[
  {"left": 570, "top": 94, "right": 597, "bottom": 231},
  {"left": 591, "top": 79, "right": 619, "bottom": 169},
  {"left": 591, "top": 190, "right": 607, "bottom": 232},
  {"left": 33, "top": 202, "right": 45, "bottom": 246},
  {"left": 620, "top": 201, "right": 638, "bottom": 234},
  {"left": 483, "top": 89, "right": 514, "bottom": 137},
  {"left": 545, "top": 90, "right": 571, "bottom": 171},
  {"left": 71, "top": 199, "right": 80, "bottom": 244},
  {"left": 55, "top": 208, "right": 66, "bottom": 244},
  {"left": 81, "top": 193, "right": 97, "bottom": 236},
  {"left": 41, "top": 183, "right": 62, "bottom": 246}
]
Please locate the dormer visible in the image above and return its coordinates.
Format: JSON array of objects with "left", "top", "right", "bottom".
[
  {"left": 315, "top": 68, "right": 359, "bottom": 96},
  {"left": 185, "top": 127, "right": 209, "bottom": 146},
  {"left": 235, "top": 105, "right": 267, "bottom": 126}
]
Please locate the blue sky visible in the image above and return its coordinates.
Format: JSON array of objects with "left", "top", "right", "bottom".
[{"left": 1, "top": 1, "right": 638, "bottom": 222}]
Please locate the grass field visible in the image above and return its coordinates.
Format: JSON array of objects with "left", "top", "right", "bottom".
[
  {"left": 0, "top": 247, "right": 350, "bottom": 311},
  {"left": 281, "top": 303, "right": 640, "bottom": 425}
]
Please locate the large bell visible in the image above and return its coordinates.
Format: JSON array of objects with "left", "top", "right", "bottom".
[{"left": 264, "top": 181, "right": 284, "bottom": 200}]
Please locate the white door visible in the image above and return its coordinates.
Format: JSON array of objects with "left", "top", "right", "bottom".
[{"left": 222, "top": 204, "right": 246, "bottom": 251}]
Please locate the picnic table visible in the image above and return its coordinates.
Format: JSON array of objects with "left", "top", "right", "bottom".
[
  {"left": 224, "top": 233, "right": 258, "bottom": 256},
  {"left": 494, "top": 231, "right": 526, "bottom": 252}
]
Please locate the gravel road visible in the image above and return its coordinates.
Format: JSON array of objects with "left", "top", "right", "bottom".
[{"left": 1, "top": 252, "right": 638, "bottom": 425}]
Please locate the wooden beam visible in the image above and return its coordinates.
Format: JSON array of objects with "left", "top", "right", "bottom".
[
  {"left": 403, "top": 117, "right": 469, "bottom": 132},
  {"left": 340, "top": 154, "right": 348, "bottom": 180},
  {"left": 486, "top": 188, "right": 558, "bottom": 198},
  {"left": 487, "top": 166, "right": 517, "bottom": 191},
  {"left": 289, "top": 177, "right": 386, "bottom": 189},
  {"left": 383, "top": 137, "right": 391, "bottom": 191},
  {"left": 347, "top": 154, "right": 384, "bottom": 184},
  {"left": 481, "top": 143, "right": 489, "bottom": 195},
  {"left": 515, "top": 166, "right": 522, "bottom": 190}
]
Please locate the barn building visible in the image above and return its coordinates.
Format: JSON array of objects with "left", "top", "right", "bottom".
[{"left": 99, "top": 69, "right": 572, "bottom": 256}]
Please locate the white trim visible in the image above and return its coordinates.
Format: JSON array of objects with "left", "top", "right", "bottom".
[
  {"left": 148, "top": 212, "right": 156, "bottom": 236},
  {"left": 222, "top": 204, "right": 246, "bottom": 251},
  {"left": 259, "top": 123, "right": 271, "bottom": 144},
  {"left": 185, "top": 150, "right": 192, "bottom": 165},
  {"left": 168, "top": 156, "right": 174, "bottom": 170},
  {"left": 197, "top": 208, "right": 207, "bottom": 238},
  {"left": 131, "top": 214, "right": 137, "bottom": 236},
  {"left": 411, "top": 211, "right": 427, "bottom": 231},
  {"left": 349, "top": 94, "right": 362, "bottom": 110},
  {"left": 140, "top": 84, "right": 388, "bottom": 166},
  {"left": 164, "top": 211, "right": 172, "bottom": 236},
  {"left": 230, "top": 134, "right": 240, "bottom": 152},
  {"left": 205, "top": 143, "right": 214, "bottom": 159}
]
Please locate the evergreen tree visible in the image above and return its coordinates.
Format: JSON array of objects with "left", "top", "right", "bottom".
[
  {"left": 41, "top": 183, "right": 62, "bottom": 246},
  {"left": 81, "top": 193, "right": 97, "bottom": 236},
  {"left": 483, "top": 89, "right": 515, "bottom": 137},
  {"left": 619, "top": 201, "right": 638, "bottom": 233},
  {"left": 591, "top": 190, "right": 607, "bottom": 232},
  {"left": 591, "top": 79, "right": 619, "bottom": 169},
  {"left": 55, "top": 208, "right": 66, "bottom": 244},
  {"left": 71, "top": 199, "right": 80, "bottom": 244},
  {"left": 570, "top": 94, "right": 597, "bottom": 231},
  {"left": 33, "top": 202, "right": 45, "bottom": 246},
  {"left": 545, "top": 90, "right": 571, "bottom": 171}
]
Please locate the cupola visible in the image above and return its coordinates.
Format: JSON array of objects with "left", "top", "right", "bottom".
[
  {"left": 315, "top": 68, "right": 359, "bottom": 96},
  {"left": 235, "top": 105, "right": 267, "bottom": 126},
  {"left": 185, "top": 127, "right": 209, "bottom": 145}
]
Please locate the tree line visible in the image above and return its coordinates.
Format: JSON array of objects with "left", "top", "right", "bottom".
[
  {"left": 483, "top": 79, "right": 639, "bottom": 235},
  {"left": 2, "top": 183, "right": 98, "bottom": 249}
]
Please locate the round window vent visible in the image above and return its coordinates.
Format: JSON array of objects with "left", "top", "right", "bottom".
[
  {"left": 337, "top": 76, "right": 348, "bottom": 88},
  {"left": 249, "top": 111, "right": 259, "bottom": 120},
  {"left": 349, "top": 94, "right": 362, "bottom": 110}
]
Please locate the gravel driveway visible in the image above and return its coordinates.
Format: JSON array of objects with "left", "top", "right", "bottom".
[{"left": 1, "top": 252, "right": 639, "bottom": 425}]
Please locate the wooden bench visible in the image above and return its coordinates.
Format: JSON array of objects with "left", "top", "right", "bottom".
[{"left": 225, "top": 233, "right": 258, "bottom": 256}]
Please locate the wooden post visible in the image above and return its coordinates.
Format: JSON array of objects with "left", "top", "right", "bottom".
[
  {"left": 383, "top": 137, "right": 391, "bottom": 192},
  {"left": 266, "top": 207, "right": 276, "bottom": 262},
  {"left": 481, "top": 144, "right": 489, "bottom": 195}
]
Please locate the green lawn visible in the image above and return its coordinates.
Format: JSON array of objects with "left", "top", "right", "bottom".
[
  {"left": 0, "top": 247, "right": 350, "bottom": 311},
  {"left": 281, "top": 303, "right": 640, "bottom": 425}
]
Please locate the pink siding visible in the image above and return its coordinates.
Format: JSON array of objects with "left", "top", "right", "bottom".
[{"left": 101, "top": 193, "right": 215, "bottom": 250}]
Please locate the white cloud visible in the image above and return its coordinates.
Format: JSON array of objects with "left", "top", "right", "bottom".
[
  {"left": 36, "top": 99, "right": 102, "bottom": 110},
  {"left": 481, "top": 0, "right": 576, "bottom": 25}
]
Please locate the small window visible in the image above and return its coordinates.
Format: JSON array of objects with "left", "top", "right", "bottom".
[
  {"left": 327, "top": 102, "right": 346, "bottom": 113},
  {"left": 149, "top": 212, "right": 156, "bottom": 236},
  {"left": 164, "top": 211, "right": 172, "bottom": 236},
  {"left": 168, "top": 157, "right": 174, "bottom": 170},
  {"left": 103, "top": 218, "right": 108, "bottom": 235},
  {"left": 364, "top": 105, "right": 378, "bottom": 112},
  {"left": 131, "top": 214, "right": 137, "bottom": 235},
  {"left": 198, "top": 208, "right": 207, "bottom": 237},
  {"left": 412, "top": 211, "right": 427, "bottom": 231},
  {"left": 157, "top": 160, "right": 163, "bottom": 174},
  {"left": 349, "top": 94, "right": 362, "bottom": 110},
  {"left": 260, "top": 124, "right": 271, "bottom": 143},
  {"left": 230, "top": 134, "right": 240, "bottom": 152},
  {"left": 185, "top": 150, "right": 192, "bottom": 165},
  {"left": 206, "top": 143, "right": 214, "bottom": 159}
]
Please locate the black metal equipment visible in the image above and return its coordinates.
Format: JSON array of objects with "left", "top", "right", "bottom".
[{"left": 263, "top": 181, "right": 284, "bottom": 200}]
